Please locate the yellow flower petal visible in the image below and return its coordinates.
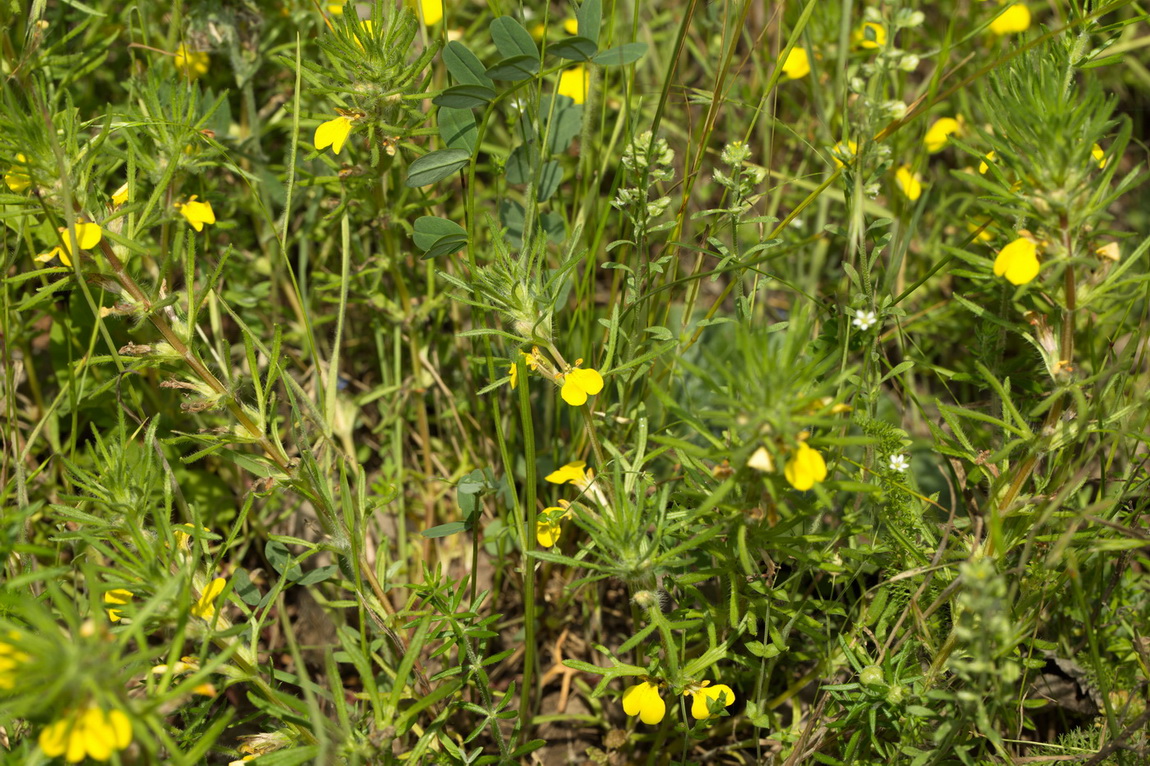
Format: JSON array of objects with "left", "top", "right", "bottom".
[
  {"left": 895, "top": 166, "right": 922, "bottom": 201},
  {"left": 174, "top": 44, "right": 210, "bottom": 79},
  {"left": 993, "top": 237, "right": 1040, "bottom": 285},
  {"left": 622, "top": 681, "right": 666, "bottom": 724},
  {"left": 39, "top": 718, "right": 69, "bottom": 757},
  {"left": 107, "top": 709, "right": 132, "bottom": 749},
  {"left": 831, "top": 140, "right": 857, "bottom": 168},
  {"left": 557, "top": 65, "right": 588, "bottom": 105},
  {"left": 978, "top": 150, "right": 996, "bottom": 174},
  {"left": 111, "top": 183, "right": 129, "bottom": 207},
  {"left": 545, "top": 461, "right": 588, "bottom": 485},
  {"left": 690, "top": 683, "right": 736, "bottom": 719},
  {"left": 780, "top": 47, "right": 810, "bottom": 79},
  {"left": 536, "top": 520, "right": 562, "bottom": 547},
  {"left": 417, "top": 0, "right": 444, "bottom": 25},
  {"left": 989, "top": 4, "right": 1030, "bottom": 35},
  {"left": 104, "top": 589, "right": 132, "bottom": 622},
  {"left": 1092, "top": 143, "right": 1106, "bottom": 169},
  {"left": 924, "top": 117, "right": 960, "bottom": 153},
  {"left": 175, "top": 195, "right": 216, "bottom": 232},
  {"left": 314, "top": 115, "right": 354, "bottom": 155},
  {"left": 784, "top": 443, "right": 827, "bottom": 491},
  {"left": 192, "top": 577, "right": 227, "bottom": 619},
  {"left": 560, "top": 366, "right": 604, "bottom": 406},
  {"left": 852, "top": 22, "right": 886, "bottom": 50},
  {"left": 563, "top": 17, "right": 579, "bottom": 35},
  {"left": 5, "top": 153, "right": 31, "bottom": 192},
  {"left": 82, "top": 707, "right": 113, "bottom": 761}
]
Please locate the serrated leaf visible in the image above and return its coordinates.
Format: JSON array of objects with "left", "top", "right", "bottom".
[
  {"left": 592, "top": 42, "right": 647, "bottom": 67},
  {"left": 490, "top": 16, "right": 538, "bottom": 59},
  {"left": 438, "top": 106, "right": 477, "bottom": 153},
  {"left": 486, "top": 54, "right": 539, "bottom": 81},
  {"left": 443, "top": 40, "right": 494, "bottom": 88},
  {"left": 575, "top": 0, "right": 601, "bottom": 44},
  {"left": 405, "top": 149, "right": 471, "bottom": 187},
  {"left": 549, "top": 36, "right": 597, "bottom": 62},
  {"left": 433, "top": 84, "right": 496, "bottom": 109}
]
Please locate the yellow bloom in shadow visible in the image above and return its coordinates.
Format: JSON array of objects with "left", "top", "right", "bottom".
[
  {"left": 852, "top": 22, "right": 886, "bottom": 50},
  {"left": 924, "top": 117, "right": 960, "bottom": 153},
  {"left": 5, "top": 153, "right": 31, "bottom": 192},
  {"left": 784, "top": 442, "right": 827, "bottom": 491},
  {"left": 36, "top": 222, "right": 103, "bottom": 268},
  {"left": 175, "top": 195, "right": 216, "bottom": 232},
  {"left": 993, "top": 237, "right": 1039, "bottom": 285},
  {"left": 831, "top": 140, "right": 857, "bottom": 168},
  {"left": 314, "top": 115, "right": 354, "bottom": 155},
  {"left": 557, "top": 65, "right": 589, "bottom": 105},
  {"left": 623, "top": 681, "right": 666, "bottom": 725},
  {"left": 1092, "top": 143, "right": 1107, "bottom": 169},
  {"left": 192, "top": 577, "right": 227, "bottom": 620},
  {"left": 687, "top": 682, "right": 736, "bottom": 720},
  {"left": 560, "top": 365, "right": 603, "bottom": 406},
  {"left": 780, "top": 47, "right": 810, "bottom": 79},
  {"left": 535, "top": 501, "right": 572, "bottom": 547},
  {"left": 103, "top": 589, "right": 133, "bottom": 622},
  {"left": 174, "top": 44, "right": 210, "bottom": 79},
  {"left": 895, "top": 166, "right": 922, "bottom": 201},
  {"left": 990, "top": 4, "right": 1030, "bottom": 35},
  {"left": 39, "top": 706, "right": 132, "bottom": 763}
]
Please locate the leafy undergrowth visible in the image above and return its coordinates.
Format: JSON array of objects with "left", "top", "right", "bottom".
[{"left": 3, "top": 1, "right": 1150, "bottom": 764}]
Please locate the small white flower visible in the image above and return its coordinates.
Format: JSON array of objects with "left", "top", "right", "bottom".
[
  {"left": 852, "top": 309, "right": 879, "bottom": 331},
  {"left": 889, "top": 454, "right": 910, "bottom": 472}
]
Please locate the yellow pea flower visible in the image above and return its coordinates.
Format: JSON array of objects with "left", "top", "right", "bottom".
[
  {"left": 103, "top": 589, "right": 133, "bottom": 622},
  {"left": 895, "top": 166, "right": 922, "bottom": 201},
  {"left": 111, "top": 182, "right": 130, "bottom": 207},
  {"left": 327, "top": 0, "right": 346, "bottom": 13},
  {"left": 545, "top": 461, "right": 590, "bottom": 486},
  {"left": 314, "top": 115, "right": 354, "bottom": 155},
  {"left": 780, "top": 47, "right": 810, "bottom": 79},
  {"left": 557, "top": 65, "right": 589, "bottom": 105},
  {"left": 35, "top": 222, "right": 103, "bottom": 268},
  {"left": 39, "top": 706, "right": 132, "bottom": 763},
  {"left": 993, "top": 237, "right": 1040, "bottom": 285},
  {"left": 924, "top": 117, "right": 960, "bottom": 153},
  {"left": 831, "top": 140, "right": 858, "bottom": 168},
  {"left": 563, "top": 17, "right": 579, "bottom": 35},
  {"left": 5, "top": 153, "right": 31, "bottom": 192},
  {"left": 174, "top": 44, "right": 210, "bottom": 79},
  {"left": 687, "top": 682, "right": 736, "bottom": 720},
  {"left": 535, "top": 501, "right": 572, "bottom": 547},
  {"left": 560, "top": 365, "right": 604, "bottom": 406},
  {"left": 175, "top": 195, "right": 216, "bottom": 232},
  {"left": 990, "top": 4, "right": 1030, "bottom": 35},
  {"left": 191, "top": 577, "right": 227, "bottom": 620},
  {"left": 622, "top": 681, "right": 666, "bottom": 725},
  {"left": 852, "top": 22, "right": 886, "bottom": 50},
  {"left": 978, "top": 151, "right": 996, "bottom": 174},
  {"left": 1092, "top": 143, "right": 1106, "bottom": 169},
  {"left": 508, "top": 350, "right": 539, "bottom": 390},
  {"left": 415, "top": 0, "right": 444, "bottom": 26},
  {"left": 784, "top": 442, "right": 827, "bottom": 491}
]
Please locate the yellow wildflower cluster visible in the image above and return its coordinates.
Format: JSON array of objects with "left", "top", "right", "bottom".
[
  {"left": 40, "top": 705, "right": 132, "bottom": 763},
  {"left": 622, "top": 678, "right": 736, "bottom": 725}
]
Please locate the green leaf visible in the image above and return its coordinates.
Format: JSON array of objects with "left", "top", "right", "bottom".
[
  {"left": 541, "top": 95, "right": 582, "bottom": 153},
  {"left": 537, "top": 160, "right": 562, "bottom": 202},
  {"left": 265, "top": 540, "right": 303, "bottom": 581},
  {"left": 422, "top": 521, "right": 468, "bottom": 538},
  {"left": 443, "top": 40, "right": 494, "bottom": 88},
  {"left": 295, "top": 565, "right": 338, "bottom": 586},
  {"left": 490, "top": 16, "right": 539, "bottom": 59},
  {"left": 405, "top": 149, "right": 471, "bottom": 187},
  {"left": 438, "top": 106, "right": 477, "bottom": 153},
  {"left": 575, "top": 0, "right": 601, "bottom": 45},
  {"left": 506, "top": 143, "right": 537, "bottom": 185},
  {"left": 486, "top": 55, "right": 539, "bottom": 81},
  {"left": 413, "top": 216, "right": 468, "bottom": 258},
  {"left": 592, "top": 42, "right": 647, "bottom": 67},
  {"left": 549, "top": 36, "right": 597, "bottom": 62},
  {"left": 432, "top": 84, "right": 496, "bottom": 109}
]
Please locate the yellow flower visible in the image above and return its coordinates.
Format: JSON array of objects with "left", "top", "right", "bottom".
[
  {"left": 415, "top": 0, "right": 444, "bottom": 25},
  {"left": 990, "top": 4, "right": 1030, "bottom": 35},
  {"left": 894, "top": 166, "right": 922, "bottom": 201},
  {"left": 39, "top": 706, "right": 132, "bottom": 763},
  {"left": 173, "top": 523, "right": 212, "bottom": 551},
  {"left": 563, "top": 17, "right": 579, "bottom": 35},
  {"left": 5, "top": 153, "right": 31, "bottom": 192},
  {"left": 978, "top": 150, "right": 996, "bottom": 174},
  {"left": 924, "top": 117, "right": 960, "bottom": 153},
  {"left": 993, "top": 237, "right": 1040, "bottom": 285},
  {"left": 174, "top": 44, "right": 210, "bottom": 79},
  {"left": 1092, "top": 143, "right": 1107, "bottom": 169},
  {"left": 852, "top": 22, "right": 886, "bottom": 50},
  {"left": 327, "top": 0, "right": 346, "bottom": 13},
  {"left": 535, "top": 501, "right": 572, "bottom": 547},
  {"left": 545, "top": 461, "right": 590, "bottom": 486},
  {"left": 174, "top": 195, "right": 216, "bottom": 232},
  {"left": 508, "top": 350, "right": 539, "bottom": 390},
  {"left": 622, "top": 680, "right": 666, "bottom": 724},
  {"left": 111, "top": 182, "right": 129, "bottom": 207},
  {"left": 35, "top": 222, "right": 103, "bottom": 268},
  {"left": 191, "top": 577, "right": 227, "bottom": 620},
  {"left": 831, "top": 140, "right": 857, "bottom": 168},
  {"left": 688, "top": 682, "right": 736, "bottom": 720},
  {"left": 314, "top": 115, "right": 354, "bottom": 155},
  {"left": 780, "top": 46, "right": 810, "bottom": 79},
  {"left": 103, "top": 589, "right": 133, "bottom": 622},
  {"left": 560, "top": 365, "right": 604, "bottom": 406},
  {"left": 557, "top": 65, "right": 589, "bottom": 105},
  {"left": 784, "top": 442, "right": 827, "bottom": 491},
  {"left": 0, "top": 633, "right": 29, "bottom": 690}
]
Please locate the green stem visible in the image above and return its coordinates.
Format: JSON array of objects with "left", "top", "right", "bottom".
[{"left": 517, "top": 356, "right": 538, "bottom": 735}]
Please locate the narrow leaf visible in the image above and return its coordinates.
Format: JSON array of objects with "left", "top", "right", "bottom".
[{"left": 490, "top": 16, "right": 538, "bottom": 59}]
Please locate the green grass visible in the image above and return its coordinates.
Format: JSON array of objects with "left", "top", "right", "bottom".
[{"left": 3, "top": 0, "right": 1150, "bottom": 764}]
